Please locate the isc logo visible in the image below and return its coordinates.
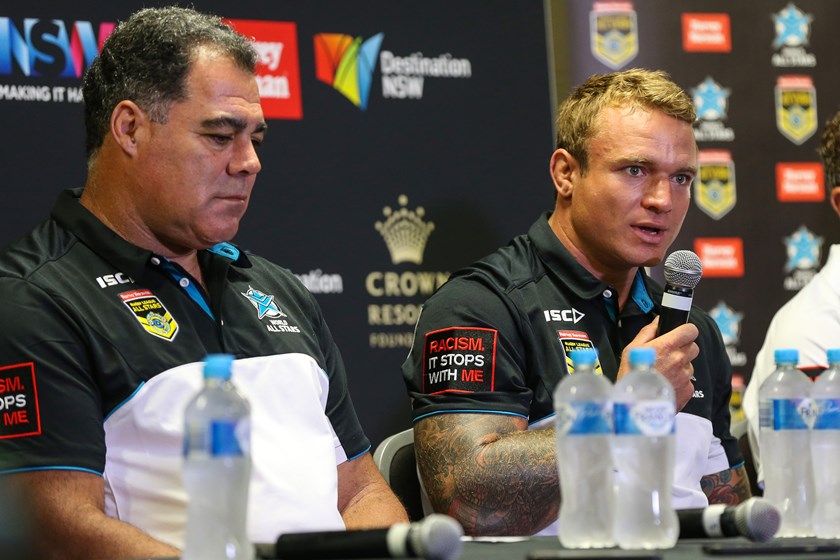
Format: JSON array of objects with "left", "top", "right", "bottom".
[
  {"left": 543, "top": 308, "right": 585, "bottom": 324},
  {"left": 96, "top": 273, "right": 133, "bottom": 288}
]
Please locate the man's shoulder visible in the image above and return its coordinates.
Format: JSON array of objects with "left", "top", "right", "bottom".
[
  {"left": 444, "top": 233, "right": 543, "bottom": 294},
  {"left": 234, "top": 251, "right": 317, "bottom": 304},
  {"left": 0, "top": 219, "right": 73, "bottom": 283}
]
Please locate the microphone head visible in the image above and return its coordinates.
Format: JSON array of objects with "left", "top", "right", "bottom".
[
  {"left": 663, "top": 250, "right": 703, "bottom": 289},
  {"left": 410, "top": 514, "right": 464, "bottom": 560},
  {"left": 735, "top": 497, "right": 781, "bottom": 542}
]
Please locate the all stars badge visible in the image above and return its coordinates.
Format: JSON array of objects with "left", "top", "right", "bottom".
[
  {"left": 776, "top": 75, "right": 817, "bottom": 145},
  {"left": 696, "top": 150, "right": 736, "bottom": 220},
  {"left": 120, "top": 289, "right": 179, "bottom": 341},
  {"left": 589, "top": 1, "right": 638, "bottom": 70}
]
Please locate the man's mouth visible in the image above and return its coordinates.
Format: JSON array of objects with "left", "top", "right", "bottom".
[{"left": 636, "top": 224, "right": 664, "bottom": 236}]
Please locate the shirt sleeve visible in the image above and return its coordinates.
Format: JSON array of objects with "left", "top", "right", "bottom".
[
  {"left": 307, "top": 290, "right": 371, "bottom": 462},
  {"left": 401, "top": 273, "right": 534, "bottom": 421},
  {"left": 0, "top": 278, "right": 105, "bottom": 474}
]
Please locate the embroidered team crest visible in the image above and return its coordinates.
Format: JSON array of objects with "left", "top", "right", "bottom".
[
  {"left": 120, "top": 289, "right": 179, "bottom": 341},
  {"left": 558, "top": 330, "right": 604, "bottom": 375},
  {"left": 590, "top": 1, "right": 638, "bottom": 70},
  {"left": 696, "top": 150, "right": 736, "bottom": 220},
  {"left": 775, "top": 75, "right": 817, "bottom": 145},
  {"left": 241, "top": 286, "right": 287, "bottom": 319}
]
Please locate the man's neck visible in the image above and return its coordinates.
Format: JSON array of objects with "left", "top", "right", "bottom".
[
  {"left": 547, "top": 212, "right": 636, "bottom": 309},
  {"left": 80, "top": 177, "right": 206, "bottom": 290}
]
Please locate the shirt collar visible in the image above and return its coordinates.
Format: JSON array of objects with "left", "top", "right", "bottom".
[{"left": 529, "top": 212, "right": 656, "bottom": 314}]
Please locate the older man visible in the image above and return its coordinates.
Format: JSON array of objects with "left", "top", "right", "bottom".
[{"left": 0, "top": 7, "right": 406, "bottom": 558}]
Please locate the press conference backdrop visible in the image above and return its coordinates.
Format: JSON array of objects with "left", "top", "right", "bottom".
[{"left": 1, "top": 1, "right": 839, "bottom": 448}]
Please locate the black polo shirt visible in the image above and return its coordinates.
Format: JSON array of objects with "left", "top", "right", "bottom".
[
  {"left": 402, "top": 213, "right": 741, "bottom": 508},
  {"left": 0, "top": 188, "right": 368, "bottom": 542}
]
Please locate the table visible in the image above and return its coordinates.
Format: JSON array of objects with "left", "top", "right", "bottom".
[{"left": 457, "top": 536, "right": 840, "bottom": 560}]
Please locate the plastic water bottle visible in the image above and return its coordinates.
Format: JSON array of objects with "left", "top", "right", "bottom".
[
  {"left": 182, "top": 354, "right": 254, "bottom": 560},
  {"left": 811, "top": 348, "right": 840, "bottom": 538},
  {"left": 554, "top": 348, "right": 614, "bottom": 548},
  {"left": 612, "top": 347, "right": 678, "bottom": 549},
  {"left": 758, "top": 348, "right": 814, "bottom": 538}
]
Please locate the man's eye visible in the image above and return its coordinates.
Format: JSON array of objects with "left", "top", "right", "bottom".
[
  {"left": 210, "top": 134, "right": 232, "bottom": 144},
  {"left": 627, "top": 166, "right": 642, "bottom": 176},
  {"left": 675, "top": 174, "right": 692, "bottom": 186}
]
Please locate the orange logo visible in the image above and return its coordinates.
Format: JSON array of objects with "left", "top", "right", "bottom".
[
  {"left": 682, "top": 13, "right": 731, "bottom": 53},
  {"left": 227, "top": 19, "right": 302, "bottom": 120},
  {"left": 776, "top": 162, "right": 824, "bottom": 202},
  {"left": 694, "top": 238, "right": 744, "bottom": 277}
]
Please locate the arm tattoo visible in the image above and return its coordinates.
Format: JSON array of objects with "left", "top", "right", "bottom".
[
  {"left": 414, "top": 414, "right": 559, "bottom": 536},
  {"left": 701, "top": 465, "right": 752, "bottom": 505}
]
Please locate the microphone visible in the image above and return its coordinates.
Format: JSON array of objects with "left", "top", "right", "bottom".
[
  {"left": 258, "top": 514, "right": 464, "bottom": 560},
  {"left": 657, "top": 250, "right": 703, "bottom": 336},
  {"left": 677, "top": 497, "right": 781, "bottom": 542}
]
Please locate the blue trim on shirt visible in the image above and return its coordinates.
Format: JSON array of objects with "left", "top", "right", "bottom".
[
  {"left": 413, "top": 409, "right": 528, "bottom": 423},
  {"left": 529, "top": 411, "right": 556, "bottom": 426},
  {"left": 346, "top": 445, "right": 372, "bottom": 461},
  {"left": 631, "top": 270, "right": 654, "bottom": 313},
  {"left": 104, "top": 381, "right": 146, "bottom": 422},
  {"left": 159, "top": 261, "right": 214, "bottom": 319},
  {"left": 208, "top": 242, "right": 240, "bottom": 261},
  {"left": 0, "top": 466, "right": 102, "bottom": 476}
]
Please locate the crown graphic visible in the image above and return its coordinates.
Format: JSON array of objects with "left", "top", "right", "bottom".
[{"left": 375, "top": 195, "right": 435, "bottom": 265}]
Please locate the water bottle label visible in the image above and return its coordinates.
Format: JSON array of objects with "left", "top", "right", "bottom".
[
  {"left": 555, "top": 401, "right": 612, "bottom": 435},
  {"left": 210, "top": 420, "right": 244, "bottom": 456},
  {"left": 614, "top": 401, "right": 675, "bottom": 436},
  {"left": 771, "top": 398, "right": 816, "bottom": 430},
  {"left": 813, "top": 398, "right": 840, "bottom": 430}
]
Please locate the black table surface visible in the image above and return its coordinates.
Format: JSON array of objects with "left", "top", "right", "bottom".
[{"left": 139, "top": 536, "right": 840, "bottom": 560}]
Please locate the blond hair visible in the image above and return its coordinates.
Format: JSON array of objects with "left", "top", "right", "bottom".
[{"left": 555, "top": 68, "right": 696, "bottom": 172}]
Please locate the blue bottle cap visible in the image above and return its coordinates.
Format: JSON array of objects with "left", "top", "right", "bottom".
[
  {"left": 773, "top": 348, "right": 798, "bottom": 365},
  {"left": 204, "top": 354, "right": 234, "bottom": 380},
  {"left": 828, "top": 349, "right": 840, "bottom": 364},
  {"left": 629, "top": 347, "right": 655, "bottom": 366},
  {"left": 570, "top": 348, "right": 597, "bottom": 367}
]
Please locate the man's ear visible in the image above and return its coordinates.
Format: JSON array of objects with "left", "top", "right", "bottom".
[
  {"left": 830, "top": 186, "right": 840, "bottom": 218},
  {"left": 549, "top": 149, "right": 578, "bottom": 199},
  {"left": 110, "top": 100, "right": 147, "bottom": 156}
]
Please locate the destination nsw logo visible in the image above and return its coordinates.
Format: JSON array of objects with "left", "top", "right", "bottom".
[{"left": 313, "top": 32, "right": 383, "bottom": 110}]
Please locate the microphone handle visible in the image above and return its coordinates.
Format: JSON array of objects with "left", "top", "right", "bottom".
[
  {"left": 677, "top": 508, "right": 710, "bottom": 539},
  {"left": 275, "top": 528, "right": 393, "bottom": 559},
  {"left": 677, "top": 505, "right": 740, "bottom": 539},
  {"left": 657, "top": 284, "right": 693, "bottom": 336}
]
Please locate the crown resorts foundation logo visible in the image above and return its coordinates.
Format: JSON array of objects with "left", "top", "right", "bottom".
[
  {"left": 771, "top": 3, "right": 816, "bottom": 67},
  {"left": 314, "top": 32, "right": 384, "bottom": 110},
  {"left": 366, "top": 195, "right": 448, "bottom": 350},
  {"left": 375, "top": 195, "right": 435, "bottom": 265}
]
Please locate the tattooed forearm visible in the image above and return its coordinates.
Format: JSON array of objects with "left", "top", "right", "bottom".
[
  {"left": 414, "top": 414, "right": 559, "bottom": 536},
  {"left": 700, "top": 465, "right": 752, "bottom": 505}
]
